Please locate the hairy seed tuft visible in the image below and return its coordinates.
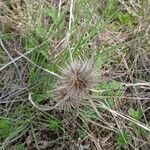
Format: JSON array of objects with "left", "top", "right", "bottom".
[{"left": 54, "top": 60, "right": 93, "bottom": 110}]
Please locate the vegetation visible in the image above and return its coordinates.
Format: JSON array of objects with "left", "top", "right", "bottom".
[{"left": 0, "top": 0, "right": 150, "bottom": 149}]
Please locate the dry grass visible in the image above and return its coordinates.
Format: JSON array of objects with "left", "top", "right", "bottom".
[{"left": 0, "top": 0, "right": 150, "bottom": 149}]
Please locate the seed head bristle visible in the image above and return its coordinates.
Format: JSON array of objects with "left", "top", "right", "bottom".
[
  {"left": 61, "top": 60, "right": 93, "bottom": 97},
  {"left": 54, "top": 60, "right": 93, "bottom": 111},
  {"left": 54, "top": 88, "right": 79, "bottom": 111}
]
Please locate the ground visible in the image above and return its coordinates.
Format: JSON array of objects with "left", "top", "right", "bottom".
[{"left": 0, "top": 0, "right": 150, "bottom": 150}]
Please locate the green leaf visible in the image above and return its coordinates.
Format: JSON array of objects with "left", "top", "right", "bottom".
[
  {"left": 128, "top": 108, "right": 143, "bottom": 120},
  {"left": 2, "top": 33, "right": 14, "bottom": 41},
  {"left": 117, "top": 12, "right": 135, "bottom": 27},
  {"left": 0, "top": 119, "right": 13, "bottom": 138},
  {"left": 1, "top": 124, "right": 29, "bottom": 150},
  {"left": 115, "top": 131, "right": 130, "bottom": 149},
  {"left": 94, "top": 52, "right": 109, "bottom": 70},
  {"left": 102, "top": 0, "right": 119, "bottom": 20},
  {"left": 46, "top": 7, "right": 64, "bottom": 30},
  {"left": 82, "top": 107, "right": 98, "bottom": 120},
  {"left": 15, "top": 144, "right": 25, "bottom": 150},
  {"left": 78, "top": 130, "right": 86, "bottom": 138},
  {"left": 35, "top": 26, "right": 47, "bottom": 38},
  {"left": 93, "top": 81, "right": 123, "bottom": 108},
  {"left": 95, "top": 81, "right": 123, "bottom": 91},
  {"left": 25, "top": 36, "right": 38, "bottom": 49},
  {"left": 48, "top": 118, "right": 61, "bottom": 132}
]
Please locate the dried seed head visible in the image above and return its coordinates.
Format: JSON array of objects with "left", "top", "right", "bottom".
[
  {"left": 54, "top": 60, "right": 93, "bottom": 111},
  {"left": 60, "top": 60, "right": 93, "bottom": 98},
  {"left": 54, "top": 88, "right": 79, "bottom": 111}
]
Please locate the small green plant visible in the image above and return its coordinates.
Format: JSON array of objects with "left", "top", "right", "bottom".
[
  {"left": 0, "top": 119, "right": 13, "bottom": 139},
  {"left": 102, "top": 0, "right": 119, "bottom": 20},
  {"left": 102, "top": 0, "right": 137, "bottom": 27},
  {"left": 82, "top": 106, "right": 98, "bottom": 121},
  {"left": 117, "top": 12, "right": 136, "bottom": 27},
  {"left": 46, "top": 6, "right": 64, "bottom": 31},
  {"left": 128, "top": 108, "right": 147, "bottom": 136},
  {"left": 128, "top": 107, "right": 143, "bottom": 121},
  {"left": 115, "top": 130, "right": 130, "bottom": 150},
  {"left": 15, "top": 144, "right": 25, "bottom": 150},
  {"left": 48, "top": 118, "right": 62, "bottom": 132},
  {"left": 93, "top": 81, "right": 123, "bottom": 108},
  {"left": 78, "top": 129, "right": 86, "bottom": 139}
]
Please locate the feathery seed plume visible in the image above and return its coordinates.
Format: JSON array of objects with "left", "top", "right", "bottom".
[{"left": 54, "top": 60, "right": 93, "bottom": 110}]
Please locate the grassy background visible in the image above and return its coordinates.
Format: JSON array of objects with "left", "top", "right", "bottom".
[{"left": 0, "top": 0, "right": 150, "bottom": 149}]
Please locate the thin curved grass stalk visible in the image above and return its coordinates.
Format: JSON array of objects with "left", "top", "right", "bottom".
[
  {"left": 99, "top": 102, "right": 150, "bottom": 132},
  {"left": 0, "top": 38, "right": 22, "bottom": 81},
  {"left": 78, "top": 111, "right": 117, "bottom": 132},
  {"left": 15, "top": 51, "right": 61, "bottom": 78},
  {"left": 28, "top": 93, "right": 56, "bottom": 111},
  {"left": 0, "top": 39, "right": 50, "bottom": 72}
]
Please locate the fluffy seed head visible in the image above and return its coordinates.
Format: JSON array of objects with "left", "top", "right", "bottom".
[
  {"left": 54, "top": 88, "right": 79, "bottom": 111},
  {"left": 54, "top": 60, "right": 93, "bottom": 111},
  {"left": 60, "top": 60, "right": 93, "bottom": 98}
]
